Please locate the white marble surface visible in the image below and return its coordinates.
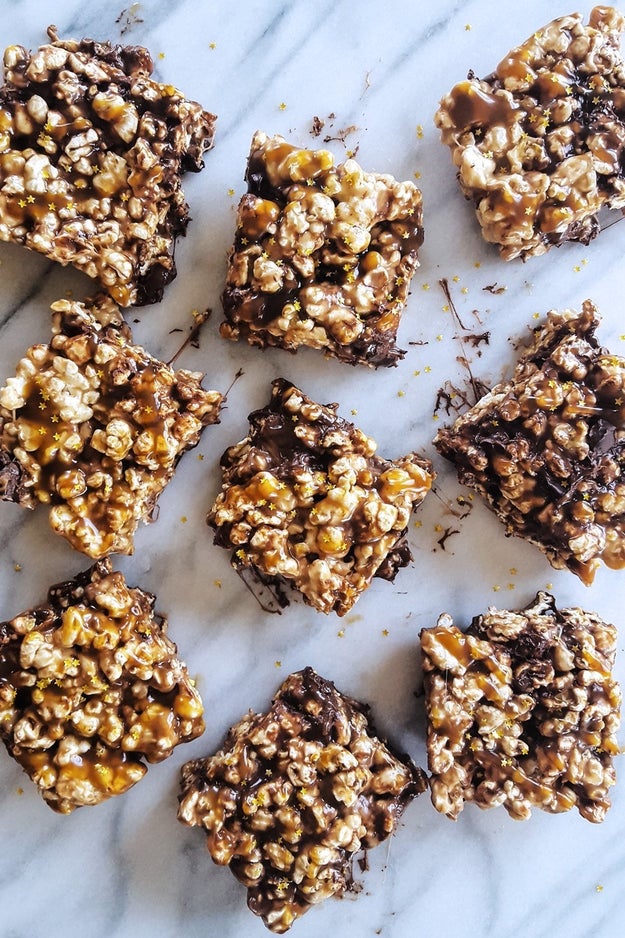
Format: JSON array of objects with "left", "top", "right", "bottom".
[{"left": 1, "top": 1, "right": 625, "bottom": 936}]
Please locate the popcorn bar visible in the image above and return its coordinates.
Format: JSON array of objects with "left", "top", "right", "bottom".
[
  {"left": 435, "top": 301, "right": 625, "bottom": 584},
  {"left": 435, "top": 6, "right": 625, "bottom": 259},
  {"left": 178, "top": 667, "right": 425, "bottom": 932},
  {"left": 0, "top": 27, "right": 216, "bottom": 305},
  {"left": 0, "top": 559, "right": 205, "bottom": 813},
  {"left": 220, "top": 131, "right": 424, "bottom": 367},
  {"left": 421, "top": 592, "right": 621, "bottom": 821},
  {"left": 0, "top": 295, "right": 222, "bottom": 557},
  {"left": 208, "top": 378, "right": 434, "bottom": 615}
]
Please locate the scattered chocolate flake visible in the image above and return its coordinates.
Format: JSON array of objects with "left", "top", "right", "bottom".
[
  {"left": 462, "top": 331, "right": 491, "bottom": 349},
  {"left": 167, "top": 309, "right": 211, "bottom": 364},
  {"left": 234, "top": 563, "right": 289, "bottom": 615},
  {"left": 482, "top": 283, "right": 507, "bottom": 295},
  {"left": 116, "top": 4, "right": 145, "bottom": 35},
  {"left": 436, "top": 526, "right": 461, "bottom": 551},
  {"left": 310, "top": 115, "right": 325, "bottom": 137},
  {"left": 439, "top": 277, "right": 468, "bottom": 331}
]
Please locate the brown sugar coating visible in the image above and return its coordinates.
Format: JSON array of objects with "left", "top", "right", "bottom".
[
  {"left": 0, "top": 559, "right": 204, "bottom": 813},
  {"left": 435, "top": 6, "right": 625, "bottom": 259},
  {"left": 435, "top": 301, "right": 625, "bottom": 585},
  {"left": 220, "top": 131, "right": 424, "bottom": 367},
  {"left": 208, "top": 378, "right": 434, "bottom": 615},
  {"left": 0, "top": 26, "right": 216, "bottom": 305},
  {"left": 421, "top": 592, "right": 621, "bottom": 822},
  {"left": 0, "top": 294, "right": 223, "bottom": 558},
  {"left": 178, "top": 666, "right": 426, "bottom": 933}
]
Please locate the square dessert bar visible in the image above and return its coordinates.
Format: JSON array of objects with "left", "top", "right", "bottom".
[
  {"left": 220, "top": 131, "right": 424, "bottom": 367},
  {"left": 0, "top": 27, "right": 216, "bottom": 306},
  {"left": 0, "top": 294, "right": 222, "bottom": 558},
  {"left": 0, "top": 559, "right": 205, "bottom": 813},
  {"left": 208, "top": 378, "right": 434, "bottom": 616},
  {"left": 421, "top": 592, "right": 621, "bottom": 822},
  {"left": 435, "top": 301, "right": 625, "bottom": 585},
  {"left": 178, "top": 667, "right": 425, "bottom": 933},
  {"left": 435, "top": 6, "right": 625, "bottom": 259}
]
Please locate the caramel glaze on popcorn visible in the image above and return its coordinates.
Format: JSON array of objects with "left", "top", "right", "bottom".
[
  {"left": 0, "top": 294, "right": 223, "bottom": 558},
  {"left": 178, "top": 667, "right": 426, "bottom": 933},
  {"left": 435, "top": 301, "right": 625, "bottom": 585},
  {"left": 0, "top": 26, "right": 216, "bottom": 305},
  {"left": 421, "top": 592, "right": 621, "bottom": 822},
  {"left": 221, "top": 131, "right": 424, "bottom": 367},
  {"left": 0, "top": 559, "right": 204, "bottom": 813},
  {"left": 208, "top": 379, "right": 434, "bottom": 616},
  {"left": 435, "top": 6, "right": 625, "bottom": 259}
]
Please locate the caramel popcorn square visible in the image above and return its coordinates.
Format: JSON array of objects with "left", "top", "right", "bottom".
[
  {"left": 220, "top": 131, "right": 423, "bottom": 367},
  {"left": 0, "top": 558, "right": 204, "bottom": 813},
  {"left": 178, "top": 667, "right": 425, "bottom": 932}
]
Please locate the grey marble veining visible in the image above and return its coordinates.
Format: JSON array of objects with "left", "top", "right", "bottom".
[{"left": 1, "top": 2, "right": 625, "bottom": 936}]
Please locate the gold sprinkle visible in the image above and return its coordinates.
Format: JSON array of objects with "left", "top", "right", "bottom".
[
  {"left": 501, "top": 757, "right": 513, "bottom": 767},
  {"left": 279, "top": 102, "right": 287, "bottom": 111},
  {"left": 545, "top": 582, "right": 553, "bottom": 590},
  {"left": 50, "top": 415, "right": 59, "bottom": 423},
  {"left": 382, "top": 629, "right": 389, "bottom": 637},
  {"left": 75, "top": 178, "right": 87, "bottom": 189},
  {"left": 277, "top": 878, "right": 290, "bottom": 892},
  {"left": 442, "top": 304, "right": 450, "bottom": 312},
  {"left": 414, "top": 171, "right": 422, "bottom": 179},
  {"left": 434, "top": 524, "right": 443, "bottom": 532},
  {"left": 436, "top": 334, "right": 443, "bottom": 341},
  {"left": 474, "top": 261, "right": 481, "bottom": 268},
  {"left": 461, "top": 286, "right": 468, "bottom": 294},
  {"left": 509, "top": 567, "right": 518, "bottom": 576},
  {"left": 198, "top": 453, "right": 205, "bottom": 461},
  {"left": 227, "top": 188, "right": 235, "bottom": 197},
  {"left": 48, "top": 201, "right": 56, "bottom": 211},
  {"left": 14, "top": 563, "right": 22, "bottom": 572},
  {"left": 180, "top": 516, "right": 187, "bottom": 523},
  {"left": 337, "top": 629, "right": 345, "bottom": 638},
  {"left": 120, "top": 192, "right": 129, "bottom": 202},
  {"left": 414, "top": 520, "right": 422, "bottom": 528},
  {"left": 507, "top": 583, "right": 515, "bottom": 590},
  {"left": 158, "top": 51, "right": 166, "bottom": 59},
  {"left": 37, "top": 426, "right": 46, "bottom": 436},
  {"left": 18, "top": 198, "right": 27, "bottom": 208},
  {"left": 416, "top": 124, "right": 424, "bottom": 139},
  {"left": 573, "top": 264, "right": 581, "bottom": 273},
  {"left": 52, "top": 432, "right": 61, "bottom": 441},
  {"left": 397, "top": 390, "right": 405, "bottom": 398},
  {"left": 424, "top": 365, "right": 432, "bottom": 373},
  {"left": 275, "top": 660, "right": 282, "bottom": 668},
  {"left": 596, "top": 884, "right": 604, "bottom": 893},
  {"left": 493, "top": 585, "right": 501, "bottom": 592},
  {"left": 422, "top": 282, "right": 430, "bottom": 291},
  {"left": 213, "top": 579, "right": 222, "bottom": 588},
  {"left": 350, "top": 408, "right": 358, "bottom": 415},
  {"left": 432, "top": 414, "right": 439, "bottom": 421},
  {"left": 532, "top": 312, "right": 540, "bottom": 319},
  {"left": 465, "top": 23, "right": 472, "bottom": 31},
  {"left": 414, "top": 369, "right": 421, "bottom": 376},
  {"left": 209, "top": 41, "right": 217, "bottom": 50}
]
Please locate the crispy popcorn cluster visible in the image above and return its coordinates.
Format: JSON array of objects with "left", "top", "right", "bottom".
[
  {"left": 0, "top": 559, "right": 204, "bottom": 813},
  {"left": 435, "top": 301, "right": 625, "bottom": 584},
  {"left": 221, "top": 131, "right": 424, "bottom": 366},
  {"left": 421, "top": 592, "right": 621, "bottom": 822},
  {"left": 436, "top": 7, "right": 625, "bottom": 258},
  {"left": 0, "top": 295, "right": 222, "bottom": 557},
  {"left": 0, "top": 26, "right": 216, "bottom": 305},
  {"left": 208, "top": 379, "right": 434, "bottom": 615},
  {"left": 178, "top": 667, "right": 425, "bottom": 932}
]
